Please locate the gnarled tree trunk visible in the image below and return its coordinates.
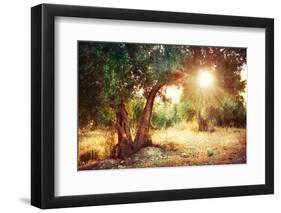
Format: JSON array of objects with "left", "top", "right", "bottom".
[
  {"left": 112, "top": 103, "right": 134, "bottom": 159},
  {"left": 134, "top": 84, "right": 164, "bottom": 149},
  {"left": 112, "top": 84, "right": 164, "bottom": 159}
]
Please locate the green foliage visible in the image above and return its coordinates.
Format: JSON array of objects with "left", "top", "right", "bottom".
[
  {"left": 78, "top": 42, "right": 189, "bottom": 128},
  {"left": 151, "top": 103, "right": 171, "bottom": 129},
  {"left": 177, "top": 99, "right": 196, "bottom": 122},
  {"left": 79, "top": 43, "right": 246, "bottom": 130},
  {"left": 151, "top": 101, "right": 195, "bottom": 129},
  {"left": 127, "top": 98, "right": 145, "bottom": 128},
  {"left": 207, "top": 98, "right": 246, "bottom": 128},
  {"left": 95, "top": 107, "right": 116, "bottom": 127},
  {"left": 222, "top": 98, "right": 246, "bottom": 127}
]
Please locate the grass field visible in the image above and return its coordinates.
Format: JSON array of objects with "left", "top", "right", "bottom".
[{"left": 78, "top": 124, "right": 246, "bottom": 170}]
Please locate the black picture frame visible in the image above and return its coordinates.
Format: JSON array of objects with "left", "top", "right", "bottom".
[{"left": 31, "top": 3, "right": 274, "bottom": 209}]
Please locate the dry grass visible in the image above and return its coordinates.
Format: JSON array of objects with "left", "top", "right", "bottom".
[
  {"left": 78, "top": 128, "right": 117, "bottom": 166},
  {"left": 151, "top": 125, "right": 246, "bottom": 166},
  {"left": 78, "top": 124, "right": 246, "bottom": 170}
]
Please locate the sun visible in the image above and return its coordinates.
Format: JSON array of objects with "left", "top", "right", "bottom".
[{"left": 197, "top": 69, "right": 214, "bottom": 89}]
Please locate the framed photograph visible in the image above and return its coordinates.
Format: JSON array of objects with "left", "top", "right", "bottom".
[{"left": 31, "top": 3, "right": 274, "bottom": 209}]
